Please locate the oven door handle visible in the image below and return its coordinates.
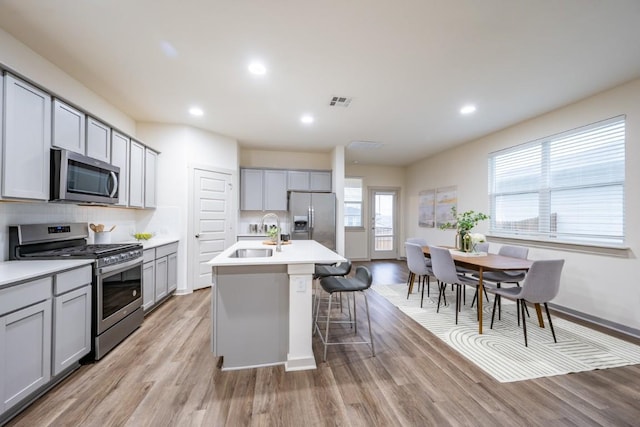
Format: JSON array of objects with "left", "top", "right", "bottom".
[{"left": 98, "top": 258, "right": 142, "bottom": 275}]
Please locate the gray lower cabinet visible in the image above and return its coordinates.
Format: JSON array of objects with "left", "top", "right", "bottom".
[
  {"left": 142, "top": 260, "right": 155, "bottom": 311},
  {"left": 0, "top": 277, "right": 53, "bottom": 414},
  {"left": 52, "top": 265, "right": 92, "bottom": 376},
  {"left": 0, "top": 265, "right": 92, "bottom": 421},
  {"left": 142, "top": 242, "right": 179, "bottom": 313}
]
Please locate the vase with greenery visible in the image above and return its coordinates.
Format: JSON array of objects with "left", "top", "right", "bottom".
[
  {"left": 267, "top": 225, "right": 279, "bottom": 242},
  {"left": 440, "top": 207, "right": 489, "bottom": 250}
]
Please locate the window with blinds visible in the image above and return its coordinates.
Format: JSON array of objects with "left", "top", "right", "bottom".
[
  {"left": 345, "top": 177, "right": 364, "bottom": 228},
  {"left": 488, "top": 116, "right": 625, "bottom": 245}
]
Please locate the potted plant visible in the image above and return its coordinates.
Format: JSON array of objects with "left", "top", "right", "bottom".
[
  {"left": 267, "top": 225, "right": 279, "bottom": 242},
  {"left": 440, "top": 207, "right": 489, "bottom": 250}
]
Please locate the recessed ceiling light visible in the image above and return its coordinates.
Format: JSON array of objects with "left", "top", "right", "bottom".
[
  {"left": 300, "top": 114, "right": 314, "bottom": 124},
  {"left": 460, "top": 104, "right": 477, "bottom": 115},
  {"left": 248, "top": 61, "right": 267, "bottom": 75},
  {"left": 160, "top": 41, "right": 178, "bottom": 58},
  {"left": 189, "top": 107, "right": 204, "bottom": 117}
]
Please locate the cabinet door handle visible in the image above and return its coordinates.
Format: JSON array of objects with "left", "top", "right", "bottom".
[{"left": 195, "top": 234, "right": 200, "bottom": 238}]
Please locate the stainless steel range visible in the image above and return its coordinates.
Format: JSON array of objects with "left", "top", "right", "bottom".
[{"left": 9, "top": 223, "right": 144, "bottom": 360}]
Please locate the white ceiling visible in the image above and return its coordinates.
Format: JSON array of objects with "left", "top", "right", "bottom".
[{"left": 1, "top": 0, "right": 639, "bottom": 166}]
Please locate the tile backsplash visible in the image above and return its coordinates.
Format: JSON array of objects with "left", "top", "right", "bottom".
[{"left": 0, "top": 202, "right": 179, "bottom": 261}]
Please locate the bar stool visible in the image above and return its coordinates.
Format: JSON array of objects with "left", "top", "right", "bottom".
[
  {"left": 313, "top": 261, "right": 352, "bottom": 321},
  {"left": 314, "top": 266, "right": 375, "bottom": 362}
]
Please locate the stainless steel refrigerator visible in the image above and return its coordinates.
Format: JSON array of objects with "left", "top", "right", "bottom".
[{"left": 288, "top": 191, "right": 336, "bottom": 250}]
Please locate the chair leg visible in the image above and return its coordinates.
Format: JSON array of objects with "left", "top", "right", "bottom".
[
  {"left": 420, "top": 277, "right": 426, "bottom": 308},
  {"left": 323, "top": 293, "right": 333, "bottom": 362},
  {"left": 363, "top": 290, "right": 375, "bottom": 357},
  {"left": 436, "top": 282, "right": 444, "bottom": 313},
  {"left": 490, "top": 294, "right": 499, "bottom": 329},
  {"left": 544, "top": 303, "right": 557, "bottom": 343},
  {"left": 520, "top": 299, "right": 528, "bottom": 347},
  {"left": 455, "top": 284, "right": 460, "bottom": 325},
  {"left": 516, "top": 300, "right": 521, "bottom": 326},
  {"left": 426, "top": 276, "right": 430, "bottom": 297},
  {"left": 353, "top": 291, "right": 358, "bottom": 334}
]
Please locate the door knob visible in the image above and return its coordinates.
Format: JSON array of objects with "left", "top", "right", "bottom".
[{"left": 195, "top": 234, "right": 200, "bottom": 238}]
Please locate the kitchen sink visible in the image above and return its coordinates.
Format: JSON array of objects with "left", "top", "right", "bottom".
[{"left": 229, "top": 248, "right": 273, "bottom": 258}]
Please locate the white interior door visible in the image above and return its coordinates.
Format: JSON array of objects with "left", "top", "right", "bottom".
[
  {"left": 369, "top": 188, "right": 398, "bottom": 260},
  {"left": 191, "top": 168, "right": 234, "bottom": 290}
]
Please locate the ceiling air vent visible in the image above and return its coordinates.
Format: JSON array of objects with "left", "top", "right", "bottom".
[
  {"left": 329, "top": 96, "right": 352, "bottom": 107},
  {"left": 348, "top": 140, "right": 385, "bottom": 150}
]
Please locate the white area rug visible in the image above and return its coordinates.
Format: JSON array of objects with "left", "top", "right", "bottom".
[{"left": 372, "top": 283, "right": 640, "bottom": 383}]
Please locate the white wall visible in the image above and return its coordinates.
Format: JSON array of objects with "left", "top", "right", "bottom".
[
  {"left": 0, "top": 27, "right": 135, "bottom": 135},
  {"left": 136, "top": 122, "right": 239, "bottom": 294},
  {"left": 345, "top": 164, "right": 406, "bottom": 260},
  {"left": 240, "top": 149, "right": 331, "bottom": 170},
  {"left": 405, "top": 78, "right": 640, "bottom": 335}
]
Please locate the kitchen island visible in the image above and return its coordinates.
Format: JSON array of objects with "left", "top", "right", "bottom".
[{"left": 207, "top": 240, "right": 345, "bottom": 371}]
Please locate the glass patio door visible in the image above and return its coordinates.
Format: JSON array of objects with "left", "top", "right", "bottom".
[{"left": 369, "top": 189, "right": 398, "bottom": 259}]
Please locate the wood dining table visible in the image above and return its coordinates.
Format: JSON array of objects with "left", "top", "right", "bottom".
[{"left": 422, "top": 246, "right": 534, "bottom": 334}]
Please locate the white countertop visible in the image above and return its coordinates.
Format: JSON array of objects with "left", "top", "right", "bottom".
[
  {"left": 120, "top": 237, "right": 180, "bottom": 250},
  {"left": 207, "top": 240, "right": 345, "bottom": 267},
  {"left": 0, "top": 259, "right": 95, "bottom": 288}
]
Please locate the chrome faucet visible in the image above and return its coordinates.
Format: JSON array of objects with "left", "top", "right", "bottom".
[{"left": 260, "top": 213, "right": 282, "bottom": 252}]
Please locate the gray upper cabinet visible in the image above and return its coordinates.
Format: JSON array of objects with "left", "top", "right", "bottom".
[
  {"left": 287, "top": 170, "right": 309, "bottom": 191},
  {"left": 144, "top": 148, "right": 157, "bottom": 208},
  {"left": 2, "top": 73, "right": 51, "bottom": 201},
  {"left": 111, "top": 131, "right": 130, "bottom": 207},
  {"left": 86, "top": 116, "right": 111, "bottom": 162},
  {"left": 287, "top": 170, "right": 331, "bottom": 192},
  {"left": 129, "top": 140, "right": 145, "bottom": 208},
  {"left": 264, "top": 170, "right": 287, "bottom": 211},
  {"left": 52, "top": 98, "right": 85, "bottom": 154},
  {"left": 310, "top": 171, "right": 332, "bottom": 191},
  {"left": 240, "top": 168, "right": 264, "bottom": 211}
]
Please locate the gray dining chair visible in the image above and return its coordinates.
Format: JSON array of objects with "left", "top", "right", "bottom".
[
  {"left": 490, "top": 259, "right": 565, "bottom": 346},
  {"left": 428, "top": 246, "right": 480, "bottom": 324},
  {"left": 474, "top": 245, "right": 529, "bottom": 318},
  {"left": 405, "top": 238, "right": 432, "bottom": 296},
  {"left": 405, "top": 242, "right": 434, "bottom": 307}
]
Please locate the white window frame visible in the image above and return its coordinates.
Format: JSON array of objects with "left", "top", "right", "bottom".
[
  {"left": 488, "top": 115, "right": 625, "bottom": 247},
  {"left": 344, "top": 177, "right": 364, "bottom": 229}
]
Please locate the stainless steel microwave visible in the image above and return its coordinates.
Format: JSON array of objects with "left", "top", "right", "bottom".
[{"left": 50, "top": 149, "right": 120, "bottom": 204}]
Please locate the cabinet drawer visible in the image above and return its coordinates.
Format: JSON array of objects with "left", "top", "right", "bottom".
[
  {"left": 143, "top": 248, "right": 156, "bottom": 263},
  {"left": 0, "top": 276, "right": 52, "bottom": 316},
  {"left": 156, "top": 242, "right": 178, "bottom": 258},
  {"left": 54, "top": 265, "right": 92, "bottom": 295}
]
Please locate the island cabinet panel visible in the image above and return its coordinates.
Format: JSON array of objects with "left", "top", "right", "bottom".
[{"left": 212, "top": 265, "right": 289, "bottom": 369}]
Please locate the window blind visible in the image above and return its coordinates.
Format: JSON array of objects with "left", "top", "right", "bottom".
[{"left": 488, "top": 116, "right": 625, "bottom": 245}]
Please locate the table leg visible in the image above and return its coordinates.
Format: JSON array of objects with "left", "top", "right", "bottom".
[
  {"left": 478, "top": 267, "right": 483, "bottom": 334},
  {"left": 409, "top": 273, "right": 415, "bottom": 294},
  {"left": 535, "top": 303, "right": 545, "bottom": 328}
]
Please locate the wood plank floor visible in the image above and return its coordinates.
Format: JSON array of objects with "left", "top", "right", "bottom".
[{"left": 7, "top": 260, "right": 640, "bottom": 426}]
